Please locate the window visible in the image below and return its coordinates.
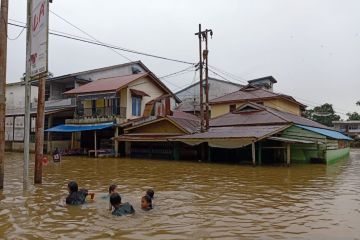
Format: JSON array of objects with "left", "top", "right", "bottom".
[
  {"left": 229, "top": 104, "right": 236, "bottom": 112},
  {"left": 132, "top": 96, "right": 142, "bottom": 116}
]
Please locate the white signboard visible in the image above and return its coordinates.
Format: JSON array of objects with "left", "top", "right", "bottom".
[{"left": 30, "top": 0, "right": 49, "bottom": 77}]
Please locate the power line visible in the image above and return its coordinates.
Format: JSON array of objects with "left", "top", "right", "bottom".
[
  {"left": 159, "top": 65, "right": 196, "bottom": 79},
  {"left": 8, "top": 21, "right": 195, "bottom": 66}
]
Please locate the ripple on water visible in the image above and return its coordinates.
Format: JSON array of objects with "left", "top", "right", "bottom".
[{"left": 0, "top": 152, "right": 360, "bottom": 239}]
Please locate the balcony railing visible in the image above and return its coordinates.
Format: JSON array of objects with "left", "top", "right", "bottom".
[
  {"left": 31, "top": 98, "right": 76, "bottom": 110},
  {"left": 77, "top": 107, "right": 126, "bottom": 118}
]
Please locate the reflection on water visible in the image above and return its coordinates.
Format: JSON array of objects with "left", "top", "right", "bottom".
[{"left": 1, "top": 151, "right": 360, "bottom": 239}]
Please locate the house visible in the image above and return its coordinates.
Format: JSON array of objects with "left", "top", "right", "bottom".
[
  {"left": 210, "top": 76, "right": 306, "bottom": 118},
  {"left": 114, "top": 111, "right": 200, "bottom": 160},
  {"left": 5, "top": 81, "right": 38, "bottom": 151},
  {"left": 175, "top": 77, "right": 242, "bottom": 116},
  {"left": 46, "top": 62, "right": 180, "bottom": 157},
  {"left": 332, "top": 121, "right": 360, "bottom": 139},
  {"left": 172, "top": 102, "right": 351, "bottom": 164}
]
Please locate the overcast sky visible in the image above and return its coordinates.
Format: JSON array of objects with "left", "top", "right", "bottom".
[{"left": 6, "top": 0, "right": 360, "bottom": 118}]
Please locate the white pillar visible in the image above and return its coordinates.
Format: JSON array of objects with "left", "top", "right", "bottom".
[
  {"left": 287, "top": 143, "right": 291, "bottom": 166},
  {"left": 252, "top": 142, "right": 256, "bottom": 166}
]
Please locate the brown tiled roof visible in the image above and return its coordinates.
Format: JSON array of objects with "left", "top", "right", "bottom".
[
  {"left": 174, "top": 125, "right": 288, "bottom": 140},
  {"left": 210, "top": 102, "right": 331, "bottom": 129},
  {"left": 64, "top": 73, "right": 147, "bottom": 95},
  {"left": 210, "top": 86, "right": 306, "bottom": 107}
]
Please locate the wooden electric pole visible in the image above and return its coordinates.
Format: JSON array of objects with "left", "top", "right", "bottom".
[
  {"left": 196, "top": 24, "right": 204, "bottom": 132},
  {"left": 0, "top": 0, "right": 9, "bottom": 189},
  {"left": 195, "top": 24, "right": 213, "bottom": 131},
  {"left": 34, "top": 76, "right": 45, "bottom": 184}
]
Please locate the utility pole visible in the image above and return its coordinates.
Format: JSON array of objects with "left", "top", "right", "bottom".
[
  {"left": 34, "top": 76, "right": 45, "bottom": 184},
  {"left": 195, "top": 24, "right": 213, "bottom": 131},
  {"left": 195, "top": 24, "right": 204, "bottom": 132},
  {"left": 0, "top": 0, "right": 9, "bottom": 189},
  {"left": 24, "top": 0, "right": 32, "bottom": 188}
]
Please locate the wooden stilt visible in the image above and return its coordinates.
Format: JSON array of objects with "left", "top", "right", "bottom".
[
  {"left": 252, "top": 142, "right": 256, "bottom": 166},
  {"left": 94, "top": 131, "right": 97, "bottom": 158},
  {"left": 287, "top": 143, "right": 291, "bottom": 167},
  {"left": 114, "top": 127, "right": 119, "bottom": 157}
]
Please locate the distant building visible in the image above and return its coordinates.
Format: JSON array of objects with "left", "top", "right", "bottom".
[
  {"left": 175, "top": 78, "right": 242, "bottom": 115},
  {"left": 5, "top": 82, "right": 38, "bottom": 151},
  {"left": 210, "top": 76, "right": 306, "bottom": 118},
  {"left": 333, "top": 121, "right": 360, "bottom": 139}
]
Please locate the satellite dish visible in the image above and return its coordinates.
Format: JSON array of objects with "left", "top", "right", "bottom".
[{"left": 313, "top": 112, "right": 332, "bottom": 117}]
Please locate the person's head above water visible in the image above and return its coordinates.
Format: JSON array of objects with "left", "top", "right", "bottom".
[
  {"left": 68, "top": 181, "right": 78, "bottom": 193},
  {"left": 141, "top": 195, "right": 152, "bottom": 210},
  {"left": 146, "top": 189, "right": 154, "bottom": 199},
  {"left": 108, "top": 184, "right": 117, "bottom": 194},
  {"left": 110, "top": 193, "right": 122, "bottom": 207}
]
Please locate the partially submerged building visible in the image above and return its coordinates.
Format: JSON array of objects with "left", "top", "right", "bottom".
[
  {"left": 172, "top": 103, "right": 351, "bottom": 164},
  {"left": 332, "top": 121, "right": 360, "bottom": 140},
  {"left": 46, "top": 61, "right": 180, "bottom": 157}
]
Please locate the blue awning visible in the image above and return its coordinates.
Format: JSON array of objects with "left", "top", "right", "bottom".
[
  {"left": 296, "top": 125, "right": 353, "bottom": 141},
  {"left": 45, "top": 122, "right": 114, "bottom": 132}
]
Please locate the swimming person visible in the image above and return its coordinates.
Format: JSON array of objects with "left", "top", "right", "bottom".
[
  {"left": 52, "top": 147, "right": 61, "bottom": 162},
  {"left": 141, "top": 195, "right": 152, "bottom": 211},
  {"left": 110, "top": 193, "right": 135, "bottom": 216},
  {"left": 146, "top": 189, "right": 154, "bottom": 199},
  {"left": 66, "top": 181, "right": 94, "bottom": 205},
  {"left": 108, "top": 184, "right": 118, "bottom": 210}
]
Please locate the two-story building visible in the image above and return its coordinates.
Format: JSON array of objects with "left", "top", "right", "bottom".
[
  {"left": 175, "top": 78, "right": 242, "bottom": 116},
  {"left": 45, "top": 62, "right": 179, "bottom": 157},
  {"left": 5, "top": 81, "right": 38, "bottom": 151},
  {"left": 210, "top": 76, "right": 306, "bottom": 118}
]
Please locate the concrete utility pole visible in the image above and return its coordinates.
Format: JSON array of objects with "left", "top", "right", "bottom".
[
  {"left": 195, "top": 24, "right": 213, "bottom": 131},
  {"left": 24, "top": 0, "right": 32, "bottom": 187},
  {"left": 0, "top": 0, "right": 9, "bottom": 189}
]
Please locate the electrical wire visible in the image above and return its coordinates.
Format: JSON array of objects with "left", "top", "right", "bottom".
[{"left": 8, "top": 21, "right": 195, "bottom": 65}]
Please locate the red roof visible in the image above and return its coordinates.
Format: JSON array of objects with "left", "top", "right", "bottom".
[
  {"left": 64, "top": 73, "right": 147, "bottom": 95},
  {"left": 210, "top": 86, "right": 306, "bottom": 107}
]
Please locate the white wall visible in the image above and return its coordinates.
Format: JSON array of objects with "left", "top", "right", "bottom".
[
  {"left": 77, "top": 63, "right": 145, "bottom": 81},
  {"left": 6, "top": 84, "right": 38, "bottom": 110},
  {"left": 176, "top": 79, "right": 241, "bottom": 102}
]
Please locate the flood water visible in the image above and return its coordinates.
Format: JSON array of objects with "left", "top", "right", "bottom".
[{"left": 0, "top": 151, "right": 360, "bottom": 239}]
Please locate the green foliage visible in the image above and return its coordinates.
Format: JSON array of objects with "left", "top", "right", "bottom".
[
  {"left": 347, "top": 112, "right": 360, "bottom": 121},
  {"left": 304, "top": 103, "right": 340, "bottom": 127}
]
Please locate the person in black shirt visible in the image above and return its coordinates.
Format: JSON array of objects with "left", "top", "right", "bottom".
[
  {"left": 66, "top": 181, "right": 92, "bottom": 205},
  {"left": 110, "top": 193, "right": 135, "bottom": 216}
]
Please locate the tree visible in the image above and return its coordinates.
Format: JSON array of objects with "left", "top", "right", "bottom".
[
  {"left": 357, "top": 101, "right": 360, "bottom": 106},
  {"left": 347, "top": 112, "right": 360, "bottom": 121},
  {"left": 304, "top": 103, "right": 341, "bottom": 127}
]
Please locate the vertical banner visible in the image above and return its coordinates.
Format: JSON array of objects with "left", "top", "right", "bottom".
[{"left": 30, "top": 0, "right": 49, "bottom": 77}]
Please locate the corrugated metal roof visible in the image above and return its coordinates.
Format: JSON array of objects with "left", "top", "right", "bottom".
[
  {"left": 168, "top": 111, "right": 200, "bottom": 134},
  {"left": 64, "top": 73, "right": 147, "bottom": 95},
  {"left": 210, "top": 103, "right": 331, "bottom": 130},
  {"left": 296, "top": 125, "right": 353, "bottom": 140},
  {"left": 210, "top": 86, "right": 305, "bottom": 107},
  {"left": 175, "top": 125, "right": 288, "bottom": 140}
]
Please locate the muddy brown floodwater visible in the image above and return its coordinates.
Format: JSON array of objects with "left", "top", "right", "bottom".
[{"left": 0, "top": 151, "right": 360, "bottom": 239}]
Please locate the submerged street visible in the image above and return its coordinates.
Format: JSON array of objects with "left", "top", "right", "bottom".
[{"left": 0, "top": 151, "right": 359, "bottom": 239}]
